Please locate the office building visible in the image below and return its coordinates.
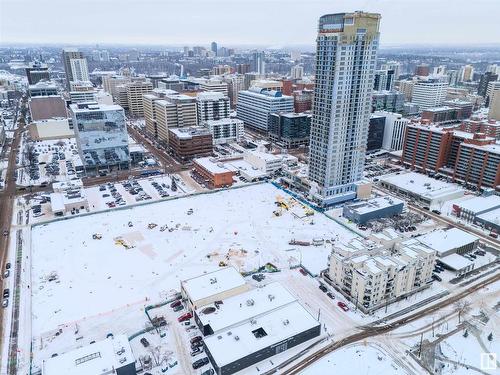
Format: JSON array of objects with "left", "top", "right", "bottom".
[
  {"left": 199, "top": 78, "right": 229, "bottom": 96},
  {"left": 268, "top": 112, "right": 311, "bottom": 148},
  {"left": 367, "top": 114, "right": 385, "bottom": 152},
  {"left": 326, "top": 238, "right": 436, "bottom": 312},
  {"left": 291, "top": 65, "right": 304, "bottom": 80},
  {"left": 486, "top": 81, "right": 500, "bottom": 103},
  {"left": 211, "top": 41, "right": 218, "bottom": 56},
  {"left": 411, "top": 79, "right": 448, "bottom": 109},
  {"left": 126, "top": 80, "right": 153, "bottom": 116},
  {"left": 204, "top": 118, "right": 244, "bottom": 145},
  {"left": 62, "top": 48, "right": 87, "bottom": 89},
  {"left": 373, "top": 69, "right": 395, "bottom": 91},
  {"left": 102, "top": 75, "right": 131, "bottom": 100},
  {"left": 168, "top": 126, "right": 213, "bottom": 161},
  {"left": 343, "top": 195, "right": 404, "bottom": 224},
  {"left": 371, "top": 91, "right": 404, "bottom": 113},
  {"left": 237, "top": 88, "right": 294, "bottom": 132},
  {"left": 308, "top": 12, "right": 380, "bottom": 205},
  {"left": 69, "top": 102, "right": 130, "bottom": 171},
  {"left": 144, "top": 91, "right": 198, "bottom": 146},
  {"left": 236, "top": 64, "right": 250, "bottom": 74},
  {"left": 397, "top": 79, "right": 415, "bottom": 101},
  {"left": 196, "top": 91, "right": 230, "bottom": 122},
  {"left": 29, "top": 81, "right": 58, "bottom": 97},
  {"left": 375, "top": 111, "right": 409, "bottom": 151},
  {"left": 478, "top": 72, "right": 498, "bottom": 97},
  {"left": 69, "top": 90, "right": 96, "bottom": 103},
  {"left": 25, "top": 61, "right": 50, "bottom": 84},
  {"left": 421, "top": 105, "right": 471, "bottom": 125},
  {"left": 253, "top": 51, "right": 265, "bottom": 75},
  {"left": 223, "top": 74, "right": 245, "bottom": 107},
  {"left": 381, "top": 61, "right": 401, "bottom": 79}
]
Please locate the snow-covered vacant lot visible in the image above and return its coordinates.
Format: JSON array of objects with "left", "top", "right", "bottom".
[{"left": 31, "top": 183, "right": 357, "bottom": 339}]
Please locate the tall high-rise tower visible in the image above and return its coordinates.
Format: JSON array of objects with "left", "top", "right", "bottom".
[
  {"left": 211, "top": 41, "right": 218, "bottom": 56},
  {"left": 308, "top": 11, "right": 381, "bottom": 206},
  {"left": 62, "top": 48, "right": 88, "bottom": 89}
]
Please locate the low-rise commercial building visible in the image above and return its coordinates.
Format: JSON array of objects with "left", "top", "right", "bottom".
[
  {"left": 416, "top": 228, "right": 479, "bottom": 257},
  {"left": 451, "top": 195, "right": 500, "bottom": 223},
  {"left": 29, "top": 95, "right": 67, "bottom": 121},
  {"left": 41, "top": 335, "right": 135, "bottom": 375},
  {"left": 343, "top": 196, "right": 404, "bottom": 225},
  {"left": 379, "top": 172, "right": 464, "bottom": 208},
  {"left": 193, "top": 157, "right": 235, "bottom": 188},
  {"left": 180, "top": 267, "right": 249, "bottom": 311},
  {"left": 28, "top": 118, "right": 74, "bottom": 140}
]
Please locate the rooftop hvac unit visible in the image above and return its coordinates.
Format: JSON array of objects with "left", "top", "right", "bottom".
[
  {"left": 283, "top": 319, "right": 290, "bottom": 326},
  {"left": 227, "top": 331, "right": 232, "bottom": 336},
  {"left": 217, "top": 335, "right": 222, "bottom": 340},
  {"left": 210, "top": 277, "right": 217, "bottom": 284},
  {"left": 246, "top": 299, "right": 255, "bottom": 306},
  {"left": 250, "top": 319, "right": 257, "bottom": 325},
  {"left": 234, "top": 336, "right": 240, "bottom": 341},
  {"left": 268, "top": 294, "right": 275, "bottom": 302}
]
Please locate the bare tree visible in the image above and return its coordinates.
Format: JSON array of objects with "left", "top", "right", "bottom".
[{"left": 454, "top": 300, "right": 471, "bottom": 323}]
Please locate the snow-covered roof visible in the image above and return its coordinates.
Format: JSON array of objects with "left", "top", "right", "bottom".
[
  {"left": 439, "top": 254, "right": 473, "bottom": 271},
  {"left": 416, "top": 228, "right": 478, "bottom": 256},
  {"left": 50, "top": 193, "right": 65, "bottom": 213},
  {"left": 196, "top": 282, "right": 296, "bottom": 335},
  {"left": 203, "top": 299, "right": 319, "bottom": 368},
  {"left": 456, "top": 195, "right": 500, "bottom": 215},
  {"left": 346, "top": 196, "right": 404, "bottom": 215},
  {"left": 181, "top": 267, "right": 246, "bottom": 303},
  {"left": 42, "top": 335, "right": 134, "bottom": 375},
  {"left": 476, "top": 207, "right": 500, "bottom": 225},
  {"left": 380, "top": 172, "right": 464, "bottom": 201},
  {"left": 194, "top": 157, "right": 233, "bottom": 175}
]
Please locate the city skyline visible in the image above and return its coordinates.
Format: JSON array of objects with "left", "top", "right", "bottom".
[{"left": 1, "top": 0, "right": 499, "bottom": 46}]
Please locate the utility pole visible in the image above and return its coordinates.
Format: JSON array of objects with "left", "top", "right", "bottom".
[
  {"left": 418, "top": 332, "right": 423, "bottom": 358},
  {"left": 317, "top": 308, "right": 321, "bottom": 322}
]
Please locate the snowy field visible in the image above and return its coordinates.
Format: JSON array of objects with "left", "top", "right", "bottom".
[
  {"left": 30, "top": 183, "right": 357, "bottom": 338},
  {"left": 301, "top": 343, "right": 406, "bottom": 374}
]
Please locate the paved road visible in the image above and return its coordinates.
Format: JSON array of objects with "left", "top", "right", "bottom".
[{"left": 0, "top": 95, "right": 26, "bottom": 355}]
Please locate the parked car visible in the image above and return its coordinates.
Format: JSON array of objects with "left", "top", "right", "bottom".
[
  {"left": 192, "top": 357, "right": 209, "bottom": 369},
  {"left": 299, "top": 268, "right": 307, "bottom": 276},
  {"left": 201, "top": 369, "right": 215, "bottom": 375},
  {"left": 173, "top": 305, "right": 183, "bottom": 312},
  {"left": 3, "top": 270, "right": 9, "bottom": 279},
  {"left": 191, "top": 346, "right": 203, "bottom": 356},
  {"left": 140, "top": 338, "right": 150, "bottom": 348},
  {"left": 190, "top": 336, "right": 202, "bottom": 345},
  {"left": 178, "top": 312, "right": 193, "bottom": 322},
  {"left": 432, "top": 274, "right": 442, "bottom": 282},
  {"left": 5, "top": 263, "right": 10, "bottom": 270},
  {"left": 431, "top": 209, "right": 441, "bottom": 215},
  {"left": 2, "top": 299, "right": 8, "bottom": 308},
  {"left": 326, "top": 292, "right": 335, "bottom": 300},
  {"left": 319, "top": 284, "right": 328, "bottom": 293},
  {"left": 337, "top": 302, "right": 349, "bottom": 312}
]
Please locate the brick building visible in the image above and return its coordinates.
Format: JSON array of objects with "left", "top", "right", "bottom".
[{"left": 168, "top": 126, "right": 213, "bottom": 162}]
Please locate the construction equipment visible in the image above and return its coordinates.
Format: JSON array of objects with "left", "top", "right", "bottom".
[
  {"left": 92, "top": 233, "right": 102, "bottom": 240},
  {"left": 218, "top": 261, "right": 227, "bottom": 267}
]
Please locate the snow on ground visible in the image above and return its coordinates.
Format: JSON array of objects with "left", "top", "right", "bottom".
[
  {"left": 30, "top": 183, "right": 357, "bottom": 338},
  {"left": 301, "top": 342, "right": 406, "bottom": 374}
]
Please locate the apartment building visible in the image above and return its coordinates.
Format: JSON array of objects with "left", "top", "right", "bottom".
[
  {"left": 126, "top": 80, "right": 153, "bottom": 116},
  {"left": 411, "top": 79, "right": 448, "bottom": 109},
  {"left": 196, "top": 91, "right": 230, "bottom": 122},
  {"left": 374, "top": 111, "right": 409, "bottom": 151},
  {"left": 204, "top": 118, "right": 244, "bottom": 145},
  {"left": 459, "top": 118, "right": 500, "bottom": 139},
  {"left": 326, "top": 239, "right": 436, "bottom": 312}
]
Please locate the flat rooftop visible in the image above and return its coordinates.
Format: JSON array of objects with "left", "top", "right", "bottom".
[
  {"left": 439, "top": 253, "right": 472, "bottom": 271},
  {"left": 169, "top": 126, "right": 210, "bottom": 139},
  {"left": 380, "top": 172, "right": 464, "bottom": 200},
  {"left": 196, "top": 282, "right": 296, "bottom": 334},
  {"left": 416, "top": 228, "right": 478, "bottom": 256},
  {"left": 42, "top": 335, "right": 134, "bottom": 375},
  {"left": 194, "top": 157, "right": 233, "bottom": 175},
  {"left": 456, "top": 195, "right": 500, "bottom": 215},
  {"left": 203, "top": 299, "right": 319, "bottom": 368},
  {"left": 476, "top": 207, "right": 500, "bottom": 224},
  {"left": 181, "top": 267, "right": 246, "bottom": 303},
  {"left": 346, "top": 196, "right": 404, "bottom": 215}
]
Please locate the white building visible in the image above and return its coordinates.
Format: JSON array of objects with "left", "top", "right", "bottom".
[
  {"left": 41, "top": 335, "right": 135, "bottom": 375},
  {"left": 244, "top": 150, "right": 297, "bottom": 175},
  {"left": 374, "top": 111, "right": 409, "bottom": 151},
  {"left": 291, "top": 65, "right": 304, "bottom": 80},
  {"left": 197, "top": 282, "right": 320, "bottom": 375},
  {"left": 379, "top": 172, "right": 465, "bottom": 208},
  {"left": 236, "top": 88, "right": 293, "bottom": 132},
  {"left": 204, "top": 118, "right": 244, "bottom": 145},
  {"left": 196, "top": 91, "right": 230, "bottom": 122},
  {"left": 69, "top": 58, "right": 90, "bottom": 83},
  {"left": 411, "top": 80, "right": 448, "bottom": 110},
  {"left": 416, "top": 228, "right": 479, "bottom": 257},
  {"left": 69, "top": 90, "right": 96, "bottom": 103},
  {"left": 327, "top": 238, "right": 436, "bottom": 312},
  {"left": 180, "top": 267, "right": 250, "bottom": 311},
  {"left": 308, "top": 12, "right": 380, "bottom": 205}
]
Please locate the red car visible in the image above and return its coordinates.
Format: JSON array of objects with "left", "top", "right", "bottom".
[
  {"left": 170, "top": 300, "right": 182, "bottom": 308},
  {"left": 337, "top": 302, "right": 349, "bottom": 312},
  {"left": 178, "top": 312, "right": 192, "bottom": 322},
  {"left": 299, "top": 268, "right": 307, "bottom": 276}
]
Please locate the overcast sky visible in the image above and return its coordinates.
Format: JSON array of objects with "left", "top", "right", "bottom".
[{"left": 1, "top": 0, "right": 499, "bottom": 47}]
